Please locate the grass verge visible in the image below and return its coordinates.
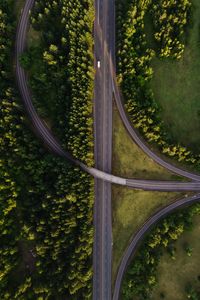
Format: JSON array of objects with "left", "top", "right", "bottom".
[{"left": 112, "top": 105, "right": 182, "bottom": 181}]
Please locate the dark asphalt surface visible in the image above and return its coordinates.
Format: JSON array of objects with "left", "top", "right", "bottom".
[{"left": 93, "top": 0, "right": 113, "bottom": 298}]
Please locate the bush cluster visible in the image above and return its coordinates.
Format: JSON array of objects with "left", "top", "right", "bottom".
[{"left": 152, "top": 0, "right": 191, "bottom": 59}]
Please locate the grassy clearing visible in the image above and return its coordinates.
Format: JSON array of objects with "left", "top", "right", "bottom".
[
  {"left": 112, "top": 106, "right": 182, "bottom": 181},
  {"left": 149, "top": 0, "right": 200, "bottom": 152},
  {"left": 112, "top": 186, "right": 182, "bottom": 284},
  {"left": 112, "top": 107, "right": 184, "bottom": 283},
  {"left": 152, "top": 215, "right": 200, "bottom": 300}
]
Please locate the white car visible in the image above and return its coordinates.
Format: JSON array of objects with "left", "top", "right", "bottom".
[{"left": 97, "top": 60, "right": 101, "bottom": 69}]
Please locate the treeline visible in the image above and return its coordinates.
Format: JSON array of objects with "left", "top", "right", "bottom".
[
  {"left": 116, "top": 0, "right": 200, "bottom": 169},
  {"left": 121, "top": 203, "right": 200, "bottom": 300},
  {"left": 0, "top": 0, "right": 94, "bottom": 299}
]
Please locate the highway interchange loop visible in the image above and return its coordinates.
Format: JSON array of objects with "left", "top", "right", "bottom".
[
  {"left": 15, "top": 1, "right": 200, "bottom": 299},
  {"left": 16, "top": 0, "right": 200, "bottom": 191}
]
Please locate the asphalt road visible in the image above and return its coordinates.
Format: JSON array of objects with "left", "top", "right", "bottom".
[
  {"left": 16, "top": 0, "right": 200, "bottom": 193},
  {"left": 94, "top": 1, "right": 200, "bottom": 298},
  {"left": 96, "top": 22, "right": 200, "bottom": 183},
  {"left": 15, "top": 2, "right": 200, "bottom": 300},
  {"left": 93, "top": 0, "right": 113, "bottom": 298},
  {"left": 110, "top": 60, "right": 200, "bottom": 182},
  {"left": 112, "top": 193, "right": 200, "bottom": 300},
  {"left": 15, "top": 0, "right": 79, "bottom": 166}
]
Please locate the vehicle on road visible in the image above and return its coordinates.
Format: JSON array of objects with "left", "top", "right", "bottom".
[{"left": 97, "top": 60, "right": 101, "bottom": 68}]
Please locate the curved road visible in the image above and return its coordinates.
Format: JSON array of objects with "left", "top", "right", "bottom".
[
  {"left": 15, "top": 0, "right": 200, "bottom": 192},
  {"left": 15, "top": 1, "right": 200, "bottom": 300},
  {"left": 109, "top": 57, "right": 200, "bottom": 182},
  {"left": 113, "top": 193, "right": 200, "bottom": 300},
  {"left": 95, "top": 24, "right": 200, "bottom": 182}
]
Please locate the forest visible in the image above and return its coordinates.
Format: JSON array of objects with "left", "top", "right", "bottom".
[
  {"left": 116, "top": 0, "right": 200, "bottom": 168},
  {"left": 0, "top": 0, "right": 94, "bottom": 299}
]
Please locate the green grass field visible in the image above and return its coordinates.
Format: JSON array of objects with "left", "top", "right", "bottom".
[
  {"left": 149, "top": 0, "right": 200, "bottom": 152},
  {"left": 112, "top": 187, "right": 182, "bottom": 284},
  {"left": 112, "top": 106, "right": 181, "bottom": 181},
  {"left": 152, "top": 215, "right": 200, "bottom": 300},
  {"left": 112, "top": 108, "right": 184, "bottom": 283}
]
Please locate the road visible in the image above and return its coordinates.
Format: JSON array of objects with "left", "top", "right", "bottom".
[
  {"left": 99, "top": 1, "right": 200, "bottom": 297},
  {"left": 95, "top": 24, "right": 200, "bottom": 182},
  {"left": 15, "top": 0, "right": 200, "bottom": 192},
  {"left": 108, "top": 52, "right": 200, "bottom": 182},
  {"left": 112, "top": 193, "right": 200, "bottom": 300},
  {"left": 15, "top": 2, "right": 200, "bottom": 300},
  {"left": 15, "top": 0, "right": 79, "bottom": 165},
  {"left": 93, "top": 0, "right": 113, "bottom": 298}
]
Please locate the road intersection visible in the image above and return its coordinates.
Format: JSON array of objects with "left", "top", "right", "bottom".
[
  {"left": 15, "top": 1, "right": 200, "bottom": 300},
  {"left": 16, "top": 0, "right": 200, "bottom": 190}
]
